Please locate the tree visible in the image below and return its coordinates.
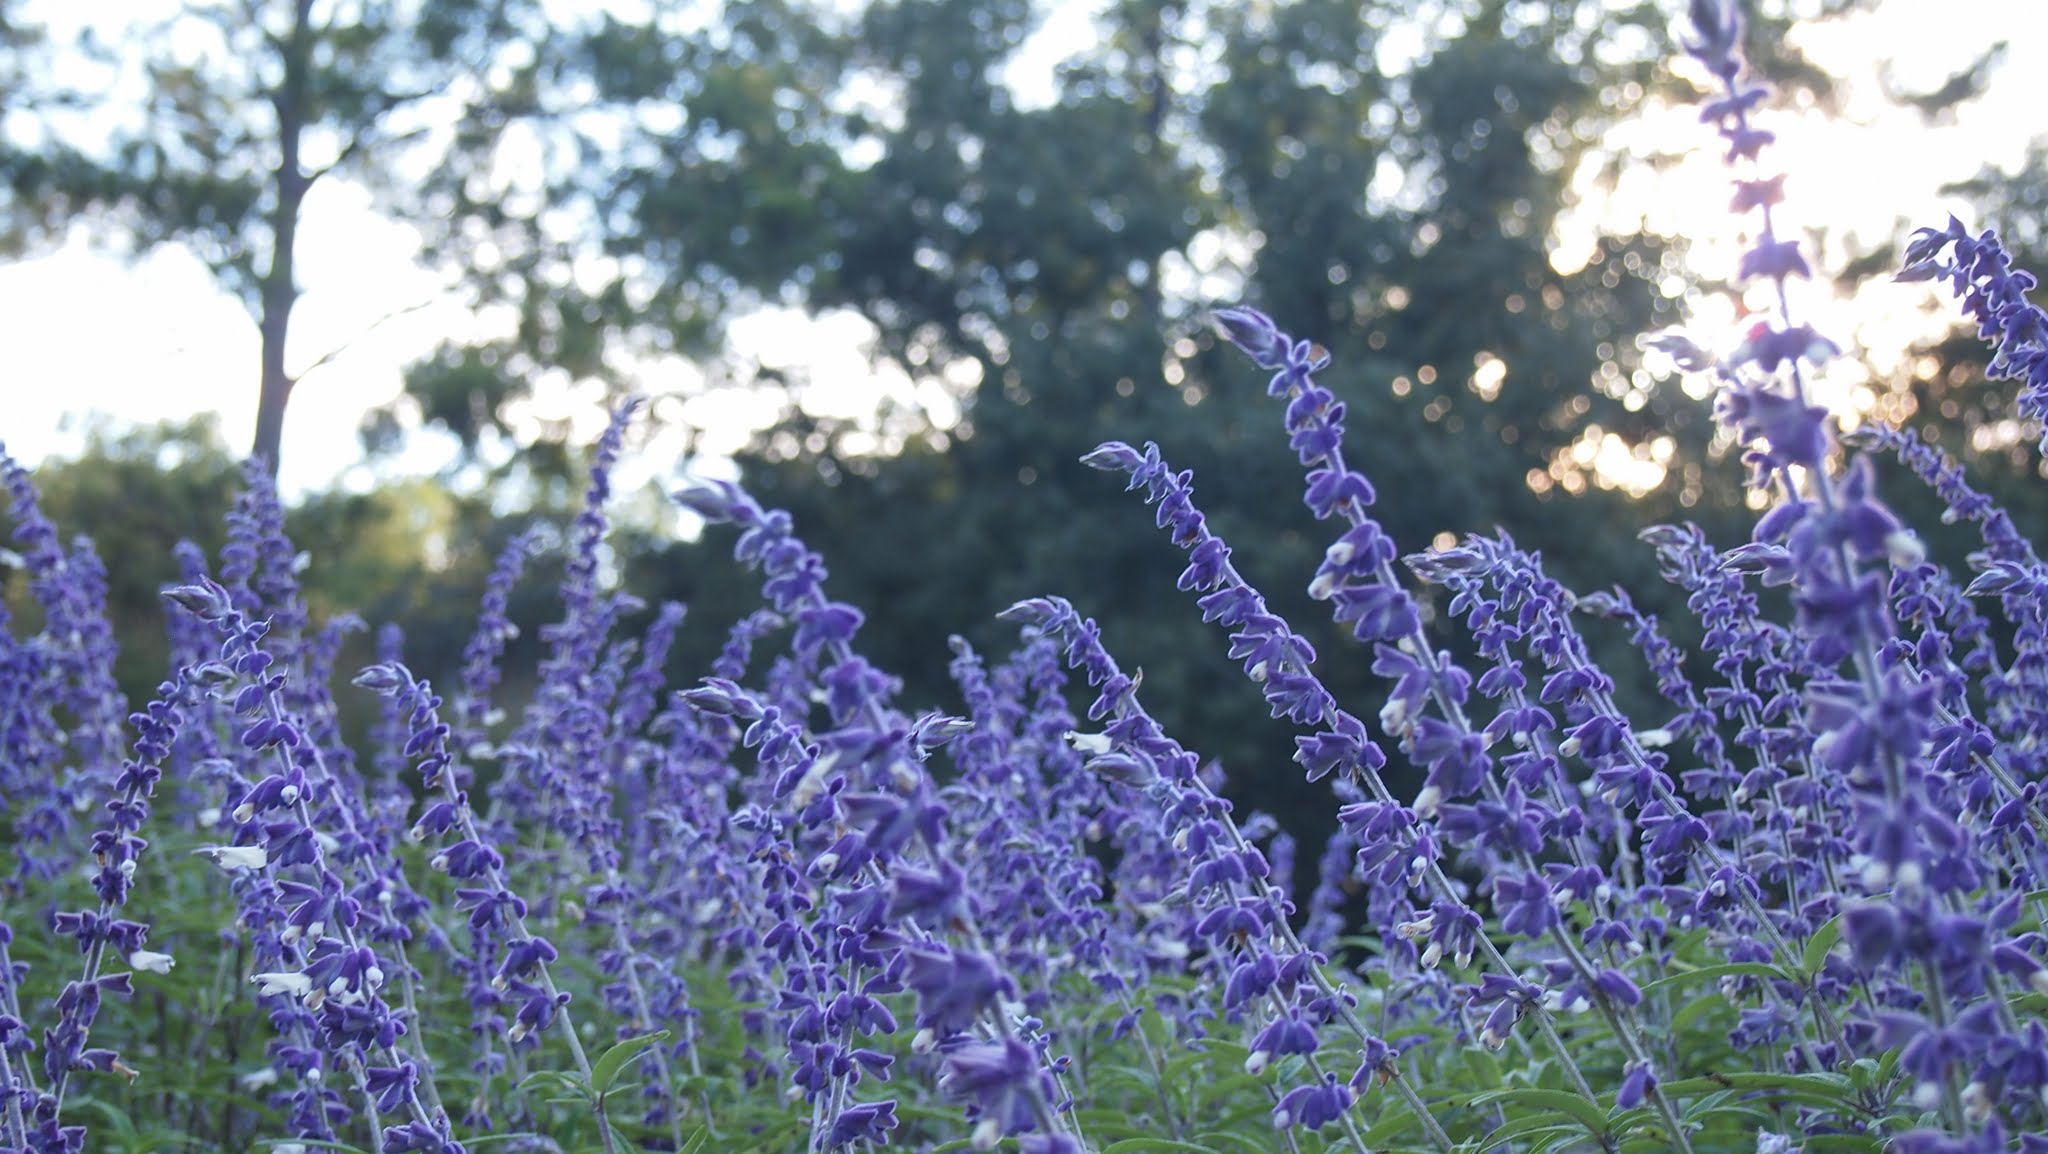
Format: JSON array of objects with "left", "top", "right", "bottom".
[
  {"left": 11, "top": 0, "right": 549, "bottom": 473},
  {"left": 573, "top": 0, "right": 1697, "bottom": 848},
  {"left": 366, "top": 0, "right": 1922, "bottom": 847}
]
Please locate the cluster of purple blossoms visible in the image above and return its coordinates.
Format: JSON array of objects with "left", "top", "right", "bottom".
[
  {"left": 12, "top": 3, "right": 2048, "bottom": 1154},
  {"left": 677, "top": 477, "right": 1092, "bottom": 1153}
]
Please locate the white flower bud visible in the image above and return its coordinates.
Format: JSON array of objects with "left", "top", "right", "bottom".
[
  {"left": 1963, "top": 1081, "right": 1991, "bottom": 1125},
  {"left": 194, "top": 845, "right": 268, "bottom": 872},
  {"left": 250, "top": 971, "right": 313, "bottom": 999},
  {"left": 1066, "top": 731, "right": 1114, "bottom": 755},
  {"left": 1634, "top": 728, "right": 1673, "bottom": 749},
  {"left": 1887, "top": 530, "right": 1927, "bottom": 568},
  {"left": 128, "top": 950, "right": 175, "bottom": 975},
  {"left": 888, "top": 760, "right": 920, "bottom": 794}
]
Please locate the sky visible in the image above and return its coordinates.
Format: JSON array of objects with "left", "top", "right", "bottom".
[{"left": 2, "top": 0, "right": 2041, "bottom": 499}]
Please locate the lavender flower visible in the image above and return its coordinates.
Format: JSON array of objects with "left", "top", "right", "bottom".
[{"left": 1900, "top": 215, "right": 2048, "bottom": 456}]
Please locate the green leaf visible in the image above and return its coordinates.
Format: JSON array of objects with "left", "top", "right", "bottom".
[
  {"left": 1466, "top": 1087, "right": 1611, "bottom": 1138},
  {"left": 1460, "top": 1045, "right": 1504, "bottom": 1090},
  {"left": 1101, "top": 1140, "right": 1224, "bottom": 1153},
  {"left": 1357, "top": 1100, "right": 1420, "bottom": 1144},
  {"left": 590, "top": 1028, "right": 670, "bottom": 1097},
  {"left": 1193, "top": 1133, "right": 1275, "bottom": 1154},
  {"left": 1475, "top": 1120, "right": 1583, "bottom": 1154},
  {"left": 1660, "top": 1071, "right": 1859, "bottom": 1114},
  {"left": 1474, "top": 1106, "right": 1581, "bottom": 1147},
  {"left": 463, "top": 1136, "right": 560, "bottom": 1151},
  {"left": 517, "top": 1069, "right": 584, "bottom": 1097},
  {"left": 1639, "top": 961, "right": 1789, "bottom": 997},
  {"left": 1801, "top": 913, "right": 1845, "bottom": 978}
]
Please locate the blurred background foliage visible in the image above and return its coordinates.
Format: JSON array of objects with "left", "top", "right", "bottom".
[{"left": 4, "top": 0, "right": 2043, "bottom": 885}]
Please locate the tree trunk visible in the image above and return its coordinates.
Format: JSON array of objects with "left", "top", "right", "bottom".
[{"left": 251, "top": 0, "right": 315, "bottom": 476}]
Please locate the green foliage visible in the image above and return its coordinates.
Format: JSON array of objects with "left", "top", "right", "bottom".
[{"left": 5, "top": 826, "right": 1913, "bottom": 1154}]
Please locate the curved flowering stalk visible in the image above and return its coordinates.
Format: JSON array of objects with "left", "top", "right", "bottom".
[
  {"left": 25, "top": 598, "right": 201, "bottom": 1153},
  {"left": 1428, "top": 533, "right": 1853, "bottom": 1070},
  {"left": 480, "top": 402, "right": 705, "bottom": 1145},
  {"left": 490, "top": 400, "right": 639, "bottom": 834},
  {"left": 369, "top": 623, "right": 412, "bottom": 801},
  {"left": 2, "top": 919, "right": 30, "bottom": 1149},
  {"left": 1082, "top": 432, "right": 1705, "bottom": 1142},
  {"left": 435, "top": 527, "right": 547, "bottom": 1117},
  {"left": 1001, "top": 595, "right": 1455, "bottom": 1153},
  {"left": 0, "top": 607, "right": 71, "bottom": 892},
  {"left": 609, "top": 601, "right": 687, "bottom": 869},
  {"left": 177, "top": 582, "right": 462, "bottom": 1153},
  {"left": 353, "top": 662, "right": 599, "bottom": 1127},
  {"left": 677, "top": 479, "right": 1095, "bottom": 1151},
  {"left": 943, "top": 634, "right": 1129, "bottom": 1016},
  {"left": 1898, "top": 215, "right": 2048, "bottom": 458},
  {"left": 2, "top": 448, "right": 128, "bottom": 883},
  {"left": 639, "top": 610, "right": 781, "bottom": 1107},
  {"left": 1848, "top": 422, "right": 2048, "bottom": 775},
  {"left": 948, "top": 636, "right": 1159, "bottom": 1139},
  {"left": 675, "top": 684, "right": 903, "bottom": 1151},
  {"left": 685, "top": 675, "right": 1086, "bottom": 1154},
  {"left": 1649, "top": 1, "right": 2044, "bottom": 1138},
  {"left": 452, "top": 528, "right": 541, "bottom": 765},
  {"left": 186, "top": 496, "right": 457, "bottom": 1114}
]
